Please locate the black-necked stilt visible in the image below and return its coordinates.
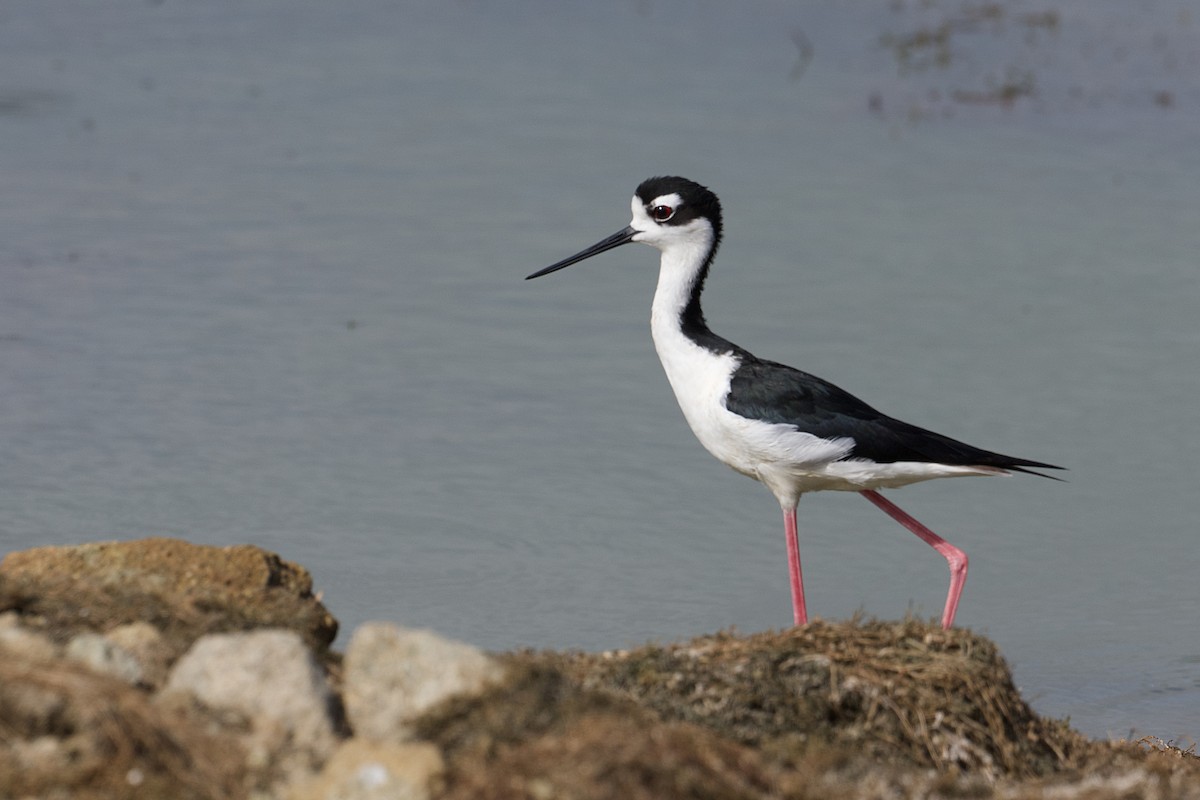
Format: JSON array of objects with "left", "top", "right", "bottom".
[{"left": 526, "top": 176, "right": 1062, "bottom": 629}]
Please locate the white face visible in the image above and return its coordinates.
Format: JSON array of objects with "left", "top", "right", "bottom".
[{"left": 628, "top": 192, "right": 713, "bottom": 253}]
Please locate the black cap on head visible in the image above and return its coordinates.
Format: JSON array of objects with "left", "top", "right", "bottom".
[{"left": 635, "top": 176, "right": 723, "bottom": 244}]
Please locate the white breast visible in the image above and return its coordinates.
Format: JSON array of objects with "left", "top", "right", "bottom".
[{"left": 649, "top": 252, "right": 853, "bottom": 501}]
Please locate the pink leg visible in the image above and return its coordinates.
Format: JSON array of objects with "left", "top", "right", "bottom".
[
  {"left": 859, "top": 489, "right": 968, "bottom": 630},
  {"left": 783, "top": 506, "right": 808, "bottom": 625}
]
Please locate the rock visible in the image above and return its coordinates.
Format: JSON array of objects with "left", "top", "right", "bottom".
[
  {"left": 165, "top": 629, "right": 338, "bottom": 792},
  {"left": 0, "top": 611, "right": 60, "bottom": 662},
  {"left": 65, "top": 632, "right": 144, "bottom": 685},
  {"left": 342, "top": 623, "right": 505, "bottom": 742},
  {"left": 0, "top": 537, "right": 338, "bottom": 664},
  {"left": 289, "top": 739, "right": 444, "bottom": 800},
  {"left": 105, "top": 621, "right": 175, "bottom": 688}
]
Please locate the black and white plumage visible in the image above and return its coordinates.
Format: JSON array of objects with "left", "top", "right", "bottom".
[{"left": 526, "top": 176, "right": 1062, "bottom": 629}]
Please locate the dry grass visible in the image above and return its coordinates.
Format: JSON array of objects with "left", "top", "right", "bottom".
[
  {"left": 413, "top": 618, "right": 1200, "bottom": 800},
  {"left": 416, "top": 660, "right": 790, "bottom": 800},
  {"left": 0, "top": 654, "right": 245, "bottom": 800},
  {"left": 556, "top": 618, "right": 1090, "bottom": 780}
]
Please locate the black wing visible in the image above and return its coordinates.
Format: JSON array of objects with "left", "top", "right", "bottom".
[{"left": 725, "top": 357, "right": 1063, "bottom": 476}]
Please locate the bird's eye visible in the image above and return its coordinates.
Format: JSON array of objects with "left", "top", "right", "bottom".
[{"left": 651, "top": 205, "right": 675, "bottom": 222}]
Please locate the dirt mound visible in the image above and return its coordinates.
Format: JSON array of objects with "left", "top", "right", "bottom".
[
  {"left": 415, "top": 620, "right": 1200, "bottom": 799},
  {"left": 0, "top": 537, "right": 337, "bottom": 663},
  {"left": 557, "top": 618, "right": 1087, "bottom": 779},
  {"left": 417, "top": 660, "right": 789, "bottom": 800}
]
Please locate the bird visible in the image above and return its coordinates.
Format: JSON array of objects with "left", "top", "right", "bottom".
[{"left": 525, "top": 176, "right": 1062, "bottom": 629}]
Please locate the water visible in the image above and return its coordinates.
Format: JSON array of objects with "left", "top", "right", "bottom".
[{"left": 2, "top": 0, "right": 1198, "bottom": 743}]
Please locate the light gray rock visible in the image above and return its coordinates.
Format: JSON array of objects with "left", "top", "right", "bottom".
[
  {"left": 0, "top": 612, "right": 59, "bottom": 662},
  {"left": 65, "top": 632, "right": 144, "bottom": 685},
  {"left": 342, "top": 623, "right": 504, "bottom": 742},
  {"left": 164, "top": 629, "right": 337, "bottom": 790},
  {"left": 288, "top": 739, "right": 443, "bottom": 800},
  {"left": 104, "top": 621, "right": 173, "bottom": 688}
]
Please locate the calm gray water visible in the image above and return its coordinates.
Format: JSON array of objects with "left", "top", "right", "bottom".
[{"left": 2, "top": 1, "right": 1198, "bottom": 742}]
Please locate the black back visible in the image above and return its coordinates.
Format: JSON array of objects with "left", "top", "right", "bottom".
[{"left": 726, "top": 354, "right": 1063, "bottom": 474}]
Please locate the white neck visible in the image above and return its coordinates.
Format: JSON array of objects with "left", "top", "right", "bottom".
[
  {"left": 648, "top": 231, "right": 712, "bottom": 343},
  {"left": 647, "top": 233, "right": 742, "bottom": 458}
]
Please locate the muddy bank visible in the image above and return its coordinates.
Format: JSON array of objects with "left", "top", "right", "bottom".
[{"left": 0, "top": 538, "right": 1195, "bottom": 799}]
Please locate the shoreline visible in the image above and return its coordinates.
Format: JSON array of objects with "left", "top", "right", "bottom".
[{"left": 1, "top": 537, "right": 1196, "bottom": 799}]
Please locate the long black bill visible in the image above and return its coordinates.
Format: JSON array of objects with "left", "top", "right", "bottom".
[{"left": 525, "top": 226, "right": 637, "bottom": 280}]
